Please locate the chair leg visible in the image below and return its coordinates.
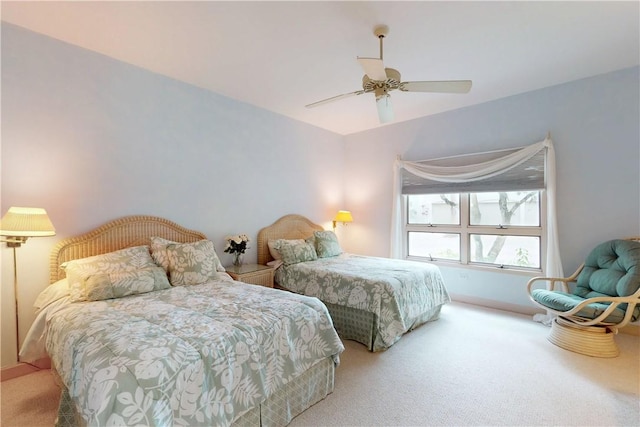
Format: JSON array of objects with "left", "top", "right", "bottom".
[{"left": 548, "top": 318, "right": 619, "bottom": 358}]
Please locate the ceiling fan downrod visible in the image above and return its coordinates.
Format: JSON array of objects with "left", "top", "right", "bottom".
[{"left": 374, "top": 25, "right": 389, "bottom": 60}]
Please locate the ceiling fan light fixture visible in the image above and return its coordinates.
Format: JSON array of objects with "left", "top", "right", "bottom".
[{"left": 376, "top": 92, "right": 394, "bottom": 123}]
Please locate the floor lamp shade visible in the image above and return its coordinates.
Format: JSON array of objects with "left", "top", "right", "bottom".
[{"left": 0, "top": 207, "right": 56, "bottom": 239}]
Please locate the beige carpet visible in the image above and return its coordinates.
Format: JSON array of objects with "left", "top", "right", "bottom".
[
  {"left": 1, "top": 368, "right": 59, "bottom": 426},
  {"left": 2, "top": 302, "right": 639, "bottom": 426}
]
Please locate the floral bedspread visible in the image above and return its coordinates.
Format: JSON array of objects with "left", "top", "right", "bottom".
[
  {"left": 45, "top": 279, "right": 344, "bottom": 426},
  {"left": 275, "top": 254, "right": 451, "bottom": 350}
]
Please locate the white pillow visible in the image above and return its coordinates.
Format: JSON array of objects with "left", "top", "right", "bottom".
[{"left": 34, "top": 279, "right": 69, "bottom": 311}]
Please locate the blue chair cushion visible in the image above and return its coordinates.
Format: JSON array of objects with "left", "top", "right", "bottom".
[
  {"left": 532, "top": 239, "right": 640, "bottom": 323},
  {"left": 575, "top": 239, "right": 640, "bottom": 299},
  {"left": 531, "top": 289, "right": 631, "bottom": 323}
]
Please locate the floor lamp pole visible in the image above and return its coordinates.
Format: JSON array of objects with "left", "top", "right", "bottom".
[{"left": 11, "top": 245, "right": 20, "bottom": 362}]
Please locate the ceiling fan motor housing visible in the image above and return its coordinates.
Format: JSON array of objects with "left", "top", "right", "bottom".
[{"left": 362, "top": 68, "right": 401, "bottom": 92}]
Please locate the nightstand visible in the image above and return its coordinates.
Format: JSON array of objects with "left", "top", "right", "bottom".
[{"left": 226, "top": 264, "right": 274, "bottom": 288}]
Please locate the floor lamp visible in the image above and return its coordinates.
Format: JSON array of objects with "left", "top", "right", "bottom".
[{"left": 0, "top": 207, "right": 56, "bottom": 362}]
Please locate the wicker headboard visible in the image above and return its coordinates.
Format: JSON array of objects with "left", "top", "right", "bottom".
[
  {"left": 50, "top": 215, "right": 207, "bottom": 283},
  {"left": 256, "top": 214, "right": 324, "bottom": 265}
]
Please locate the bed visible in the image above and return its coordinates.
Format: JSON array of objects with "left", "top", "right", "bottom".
[
  {"left": 257, "top": 214, "right": 451, "bottom": 352},
  {"left": 24, "top": 215, "right": 344, "bottom": 427}
]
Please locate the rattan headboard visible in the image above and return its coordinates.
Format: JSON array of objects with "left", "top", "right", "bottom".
[
  {"left": 50, "top": 215, "right": 207, "bottom": 283},
  {"left": 257, "top": 214, "right": 324, "bottom": 265}
]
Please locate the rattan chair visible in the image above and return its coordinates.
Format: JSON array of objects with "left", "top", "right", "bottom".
[{"left": 527, "top": 237, "right": 640, "bottom": 357}]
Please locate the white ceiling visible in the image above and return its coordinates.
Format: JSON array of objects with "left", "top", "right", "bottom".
[{"left": 2, "top": 1, "right": 639, "bottom": 135}]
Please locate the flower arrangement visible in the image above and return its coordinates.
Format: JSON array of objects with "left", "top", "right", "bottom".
[{"left": 224, "top": 234, "right": 250, "bottom": 266}]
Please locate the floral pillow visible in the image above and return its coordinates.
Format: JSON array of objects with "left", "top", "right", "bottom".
[
  {"left": 83, "top": 267, "right": 170, "bottom": 301},
  {"left": 305, "top": 234, "right": 316, "bottom": 248},
  {"left": 268, "top": 239, "right": 304, "bottom": 261},
  {"left": 274, "top": 239, "right": 318, "bottom": 266},
  {"left": 314, "top": 230, "right": 343, "bottom": 258},
  {"left": 151, "top": 236, "right": 225, "bottom": 273},
  {"left": 62, "top": 246, "right": 161, "bottom": 302},
  {"left": 165, "top": 240, "right": 220, "bottom": 286}
]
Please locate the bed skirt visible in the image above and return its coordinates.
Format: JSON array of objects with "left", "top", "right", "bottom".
[
  {"left": 54, "top": 357, "right": 335, "bottom": 427},
  {"left": 324, "top": 302, "right": 378, "bottom": 350},
  {"left": 324, "top": 302, "right": 444, "bottom": 351}
]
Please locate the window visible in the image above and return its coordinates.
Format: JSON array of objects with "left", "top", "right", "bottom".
[
  {"left": 390, "top": 139, "right": 563, "bottom": 277},
  {"left": 392, "top": 138, "right": 560, "bottom": 275},
  {"left": 404, "top": 190, "right": 544, "bottom": 270}
]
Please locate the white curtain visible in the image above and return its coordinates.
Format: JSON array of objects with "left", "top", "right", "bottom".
[{"left": 390, "top": 137, "right": 563, "bottom": 278}]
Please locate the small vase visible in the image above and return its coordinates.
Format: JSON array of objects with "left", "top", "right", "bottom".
[{"left": 233, "top": 252, "right": 243, "bottom": 267}]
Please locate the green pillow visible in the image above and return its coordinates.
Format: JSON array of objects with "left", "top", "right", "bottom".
[
  {"left": 274, "top": 239, "right": 318, "bottom": 266},
  {"left": 84, "top": 267, "right": 170, "bottom": 301},
  {"left": 166, "top": 240, "right": 220, "bottom": 286},
  {"left": 314, "top": 230, "right": 342, "bottom": 258},
  {"left": 151, "top": 236, "right": 225, "bottom": 273},
  {"left": 63, "top": 245, "right": 158, "bottom": 302}
]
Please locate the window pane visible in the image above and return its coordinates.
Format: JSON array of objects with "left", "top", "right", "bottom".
[
  {"left": 469, "top": 234, "right": 540, "bottom": 268},
  {"left": 469, "top": 192, "right": 539, "bottom": 226},
  {"left": 408, "top": 232, "right": 460, "bottom": 261},
  {"left": 408, "top": 194, "right": 460, "bottom": 225}
]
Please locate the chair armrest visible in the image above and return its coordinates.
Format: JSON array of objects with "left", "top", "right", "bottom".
[
  {"left": 543, "top": 293, "right": 640, "bottom": 328},
  {"left": 526, "top": 263, "right": 584, "bottom": 296},
  {"left": 526, "top": 276, "right": 573, "bottom": 294}
]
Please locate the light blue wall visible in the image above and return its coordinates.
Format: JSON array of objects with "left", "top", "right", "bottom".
[
  {"left": 343, "top": 66, "right": 640, "bottom": 313},
  {"left": 2, "top": 22, "right": 638, "bottom": 366},
  {"left": 0, "top": 23, "right": 344, "bottom": 366}
]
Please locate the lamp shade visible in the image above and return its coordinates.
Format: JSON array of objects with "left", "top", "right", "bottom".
[
  {"left": 0, "top": 207, "right": 56, "bottom": 237},
  {"left": 333, "top": 210, "right": 353, "bottom": 224}
]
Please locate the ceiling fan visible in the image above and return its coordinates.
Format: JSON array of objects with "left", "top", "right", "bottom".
[{"left": 305, "top": 25, "right": 472, "bottom": 124}]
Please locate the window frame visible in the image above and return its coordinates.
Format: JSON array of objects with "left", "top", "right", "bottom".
[{"left": 403, "top": 191, "right": 546, "bottom": 273}]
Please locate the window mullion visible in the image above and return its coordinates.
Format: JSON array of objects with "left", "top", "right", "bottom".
[{"left": 460, "top": 194, "right": 469, "bottom": 264}]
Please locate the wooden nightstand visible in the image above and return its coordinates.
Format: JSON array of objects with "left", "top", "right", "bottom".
[{"left": 226, "top": 264, "right": 274, "bottom": 288}]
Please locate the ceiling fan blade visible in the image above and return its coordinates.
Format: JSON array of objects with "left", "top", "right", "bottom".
[
  {"left": 357, "top": 57, "right": 387, "bottom": 81},
  {"left": 376, "top": 93, "right": 394, "bottom": 124},
  {"left": 400, "top": 80, "right": 472, "bottom": 94},
  {"left": 305, "top": 90, "right": 366, "bottom": 108}
]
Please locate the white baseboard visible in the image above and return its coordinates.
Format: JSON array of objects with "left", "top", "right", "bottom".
[
  {"left": 449, "top": 293, "right": 541, "bottom": 316},
  {"left": 1, "top": 363, "right": 40, "bottom": 382},
  {"left": 1, "top": 357, "right": 51, "bottom": 381},
  {"left": 620, "top": 323, "right": 639, "bottom": 336},
  {"left": 450, "top": 294, "right": 640, "bottom": 336}
]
